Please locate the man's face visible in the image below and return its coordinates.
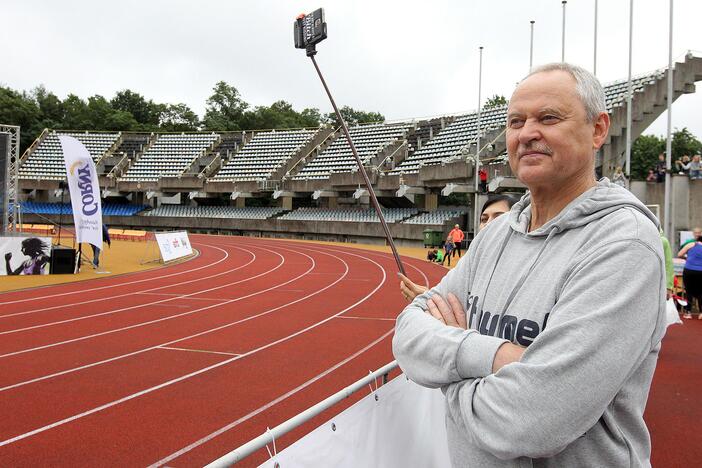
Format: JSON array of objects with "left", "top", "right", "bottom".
[
  {"left": 506, "top": 70, "right": 608, "bottom": 190},
  {"left": 694, "top": 228, "right": 702, "bottom": 239}
]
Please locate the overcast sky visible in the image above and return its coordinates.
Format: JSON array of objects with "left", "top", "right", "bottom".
[{"left": 2, "top": 0, "right": 701, "bottom": 138}]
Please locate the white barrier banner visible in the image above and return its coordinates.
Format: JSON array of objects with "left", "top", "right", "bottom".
[
  {"left": 1, "top": 236, "right": 51, "bottom": 275},
  {"left": 59, "top": 136, "right": 103, "bottom": 249},
  {"left": 155, "top": 231, "right": 192, "bottom": 262},
  {"left": 261, "top": 375, "right": 450, "bottom": 468}
]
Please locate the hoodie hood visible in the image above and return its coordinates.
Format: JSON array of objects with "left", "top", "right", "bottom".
[{"left": 509, "top": 177, "right": 661, "bottom": 236}]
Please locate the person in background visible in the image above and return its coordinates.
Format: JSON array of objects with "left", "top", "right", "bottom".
[
  {"left": 434, "top": 247, "right": 444, "bottom": 265},
  {"left": 400, "top": 194, "right": 519, "bottom": 301},
  {"left": 479, "top": 168, "right": 488, "bottom": 192},
  {"left": 426, "top": 248, "right": 439, "bottom": 262},
  {"left": 612, "top": 166, "right": 627, "bottom": 188},
  {"left": 675, "top": 155, "right": 691, "bottom": 176},
  {"left": 682, "top": 154, "right": 702, "bottom": 180},
  {"left": 91, "top": 224, "right": 111, "bottom": 269},
  {"left": 681, "top": 227, "right": 702, "bottom": 249},
  {"left": 646, "top": 169, "right": 657, "bottom": 182},
  {"left": 442, "top": 235, "right": 455, "bottom": 267},
  {"left": 678, "top": 232, "right": 702, "bottom": 319},
  {"left": 449, "top": 224, "right": 465, "bottom": 258},
  {"left": 655, "top": 153, "right": 666, "bottom": 182}
]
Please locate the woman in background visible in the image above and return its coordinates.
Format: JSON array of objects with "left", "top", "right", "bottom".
[
  {"left": 399, "top": 194, "right": 519, "bottom": 301},
  {"left": 678, "top": 233, "right": 702, "bottom": 319}
]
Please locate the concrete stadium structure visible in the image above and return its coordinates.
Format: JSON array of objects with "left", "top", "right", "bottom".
[{"left": 15, "top": 53, "right": 702, "bottom": 246}]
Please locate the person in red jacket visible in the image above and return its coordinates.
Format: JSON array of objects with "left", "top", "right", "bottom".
[
  {"left": 479, "top": 168, "right": 488, "bottom": 192},
  {"left": 449, "top": 224, "right": 465, "bottom": 258}
]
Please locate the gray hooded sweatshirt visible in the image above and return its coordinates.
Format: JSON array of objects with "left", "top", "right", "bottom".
[{"left": 393, "top": 179, "right": 666, "bottom": 467}]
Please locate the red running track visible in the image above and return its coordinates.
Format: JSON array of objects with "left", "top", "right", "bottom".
[
  {"left": 0, "top": 234, "right": 697, "bottom": 467},
  {"left": 0, "top": 235, "right": 447, "bottom": 467}
]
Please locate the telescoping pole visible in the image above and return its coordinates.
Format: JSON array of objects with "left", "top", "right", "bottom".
[{"left": 308, "top": 54, "right": 406, "bottom": 276}]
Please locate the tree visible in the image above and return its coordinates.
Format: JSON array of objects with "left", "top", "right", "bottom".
[
  {"left": 111, "top": 90, "right": 160, "bottom": 128},
  {"left": 324, "top": 106, "right": 384, "bottom": 128},
  {"left": 0, "top": 87, "right": 42, "bottom": 151},
  {"left": 484, "top": 94, "right": 507, "bottom": 109},
  {"left": 241, "top": 101, "right": 321, "bottom": 130},
  {"left": 672, "top": 127, "right": 702, "bottom": 161},
  {"left": 202, "top": 82, "right": 248, "bottom": 131},
  {"left": 631, "top": 134, "right": 664, "bottom": 180},
  {"left": 61, "top": 94, "right": 91, "bottom": 130},
  {"left": 159, "top": 103, "right": 200, "bottom": 132}
]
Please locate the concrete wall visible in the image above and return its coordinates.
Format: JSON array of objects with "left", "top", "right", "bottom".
[{"left": 630, "top": 176, "right": 702, "bottom": 248}]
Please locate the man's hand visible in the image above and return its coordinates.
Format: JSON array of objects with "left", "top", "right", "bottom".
[
  {"left": 398, "top": 273, "right": 428, "bottom": 302},
  {"left": 426, "top": 292, "right": 467, "bottom": 329}
]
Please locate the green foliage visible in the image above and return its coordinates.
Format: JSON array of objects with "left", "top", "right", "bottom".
[
  {"left": 631, "top": 134, "right": 665, "bottom": 180},
  {"left": 672, "top": 127, "right": 702, "bottom": 159},
  {"left": 324, "top": 106, "right": 384, "bottom": 128},
  {"left": 484, "top": 94, "right": 507, "bottom": 109},
  {"left": 159, "top": 103, "right": 200, "bottom": 132},
  {"left": 631, "top": 128, "right": 702, "bottom": 180},
  {"left": 202, "top": 81, "right": 248, "bottom": 131},
  {"left": 110, "top": 89, "right": 161, "bottom": 128},
  {"left": 0, "top": 81, "right": 387, "bottom": 151}
]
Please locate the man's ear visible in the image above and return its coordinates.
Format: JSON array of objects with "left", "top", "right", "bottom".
[{"left": 593, "top": 112, "right": 610, "bottom": 150}]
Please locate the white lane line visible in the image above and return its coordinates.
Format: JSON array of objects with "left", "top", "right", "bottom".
[
  {"left": 0, "top": 248, "right": 387, "bottom": 448},
  {"left": 0, "top": 248, "right": 330, "bottom": 391},
  {"left": 0, "top": 247, "right": 282, "bottom": 336},
  {"left": 135, "top": 293, "right": 230, "bottom": 303},
  {"left": 0, "top": 243, "right": 239, "bottom": 320},
  {"left": 0, "top": 238, "right": 229, "bottom": 308},
  {"left": 157, "top": 346, "right": 241, "bottom": 357},
  {"left": 149, "top": 328, "right": 394, "bottom": 467},
  {"left": 336, "top": 316, "right": 396, "bottom": 322},
  {"left": 0, "top": 247, "right": 292, "bottom": 354}
]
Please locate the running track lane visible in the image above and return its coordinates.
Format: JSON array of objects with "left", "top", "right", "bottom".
[{"left": 0, "top": 236, "right": 448, "bottom": 466}]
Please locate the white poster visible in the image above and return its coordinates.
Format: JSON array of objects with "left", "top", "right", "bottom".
[
  {"left": 155, "top": 231, "right": 193, "bottom": 262},
  {"left": 680, "top": 230, "right": 693, "bottom": 247},
  {"left": 59, "top": 135, "right": 103, "bottom": 249},
  {"left": 260, "top": 375, "right": 450, "bottom": 468},
  {"left": 1, "top": 236, "right": 52, "bottom": 275}
]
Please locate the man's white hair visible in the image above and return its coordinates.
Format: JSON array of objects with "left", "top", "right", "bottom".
[{"left": 525, "top": 63, "right": 606, "bottom": 123}]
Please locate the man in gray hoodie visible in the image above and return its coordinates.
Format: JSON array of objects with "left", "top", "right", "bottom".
[{"left": 393, "top": 63, "right": 666, "bottom": 467}]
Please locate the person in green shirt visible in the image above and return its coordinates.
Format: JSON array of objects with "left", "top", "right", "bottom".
[{"left": 434, "top": 248, "right": 444, "bottom": 264}]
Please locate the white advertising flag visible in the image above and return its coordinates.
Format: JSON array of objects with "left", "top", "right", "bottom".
[{"left": 59, "top": 135, "right": 103, "bottom": 249}]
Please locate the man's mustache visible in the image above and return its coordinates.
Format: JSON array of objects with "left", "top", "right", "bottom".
[{"left": 518, "top": 143, "right": 553, "bottom": 157}]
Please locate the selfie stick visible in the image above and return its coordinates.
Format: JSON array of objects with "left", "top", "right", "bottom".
[{"left": 299, "top": 30, "right": 406, "bottom": 275}]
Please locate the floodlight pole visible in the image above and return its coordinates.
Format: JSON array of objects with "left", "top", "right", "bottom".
[
  {"left": 529, "top": 21, "right": 535, "bottom": 72},
  {"left": 308, "top": 52, "right": 406, "bottom": 275},
  {"left": 474, "top": 46, "right": 484, "bottom": 236},
  {"left": 561, "top": 1, "right": 567, "bottom": 62},
  {"left": 625, "top": 0, "right": 634, "bottom": 179},
  {"left": 664, "top": 0, "right": 674, "bottom": 240},
  {"left": 593, "top": 0, "right": 598, "bottom": 76}
]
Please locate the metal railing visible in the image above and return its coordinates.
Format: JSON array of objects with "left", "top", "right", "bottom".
[{"left": 205, "top": 360, "right": 399, "bottom": 467}]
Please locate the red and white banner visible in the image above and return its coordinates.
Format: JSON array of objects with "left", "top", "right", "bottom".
[
  {"left": 155, "top": 231, "right": 193, "bottom": 262},
  {"left": 59, "top": 136, "right": 103, "bottom": 249},
  {"left": 1, "top": 236, "right": 51, "bottom": 275},
  {"left": 260, "top": 375, "right": 450, "bottom": 468}
]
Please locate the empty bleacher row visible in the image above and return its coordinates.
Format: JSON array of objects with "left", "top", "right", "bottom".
[
  {"left": 278, "top": 207, "right": 418, "bottom": 223},
  {"left": 21, "top": 201, "right": 148, "bottom": 216},
  {"left": 19, "top": 131, "right": 120, "bottom": 180},
  {"left": 603, "top": 70, "right": 666, "bottom": 111},
  {"left": 390, "top": 108, "right": 507, "bottom": 175},
  {"left": 402, "top": 209, "right": 468, "bottom": 225},
  {"left": 145, "top": 205, "right": 285, "bottom": 219},
  {"left": 211, "top": 129, "right": 316, "bottom": 182},
  {"left": 119, "top": 133, "right": 220, "bottom": 182},
  {"left": 293, "top": 123, "right": 412, "bottom": 180}
]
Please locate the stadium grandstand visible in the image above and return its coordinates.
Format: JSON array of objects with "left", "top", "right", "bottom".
[{"left": 13, "top": 53, "right": 702, "bottom": 247}]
